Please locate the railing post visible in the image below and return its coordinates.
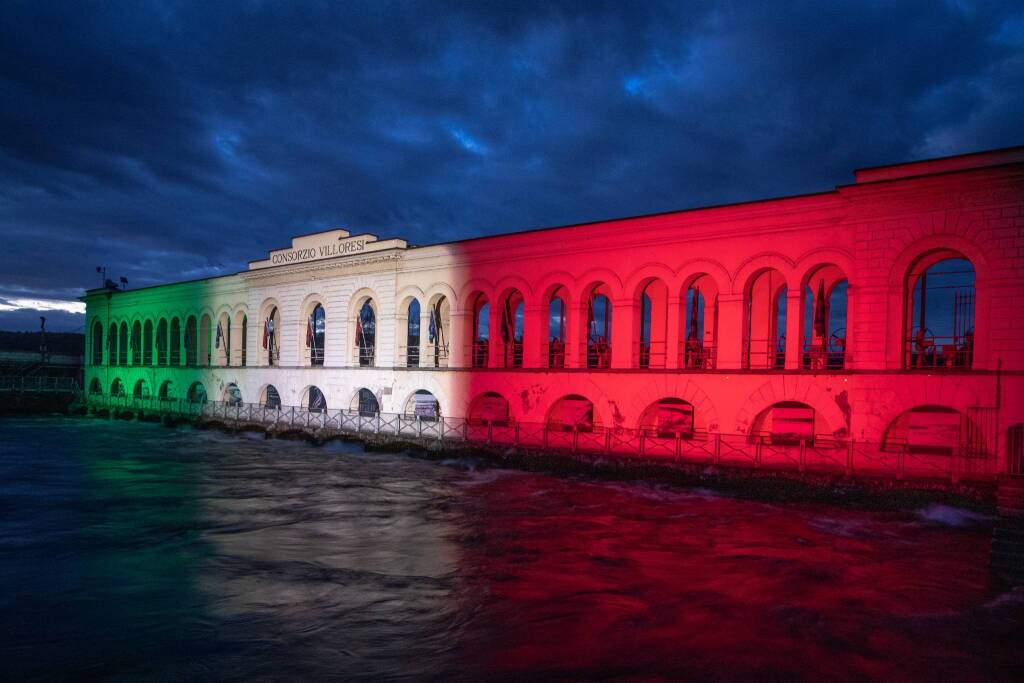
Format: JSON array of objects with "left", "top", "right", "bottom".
[
  {"left": 514, "top": 423, "right": 520, "bottom": 446},
  {"left": 675, "top": 433, "right": 682, "bottom": 460},
  {"left": 572, "top": 426, "right": 578, "bottom": 453},
  {"left": 639, "top": 430, "right": 645, "bottom": 456},
  {"left": 846, "top": 440, "right": 854, "bottom": 476},
  {"left": 897, "top": 449, "right": 904, "bottom": 480},
  {"left": 714, "top": 433, "right": 721, "bottom": 464},
  {"left": 951, "top": 450, "right": 960, "bottom": 484},
  {"left": 605, "top": 429, "right": 612, "bottom": 454},
  {"left": 755, "top": 439, "right": 762, "bottom": 468},
  {"left": 487, "top": 422, "right": 493, "bottom": 444},
  {"left": 543, "top": 424, "right": 548, "bottom": 449},
  {"left": 799, "top": 439, "right": 806, "bottom": 472}
]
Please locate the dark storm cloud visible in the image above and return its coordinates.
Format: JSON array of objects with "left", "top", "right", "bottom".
[{"left": 1, "top": 0, "right": 1021, "bottom": 331}]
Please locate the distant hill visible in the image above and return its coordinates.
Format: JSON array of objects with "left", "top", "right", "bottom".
[{"left": 0, "top": 330, "right": 84, "bottom": 354}]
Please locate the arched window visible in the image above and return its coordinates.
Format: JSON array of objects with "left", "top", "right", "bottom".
[
  {"left": 88, "top": 377, "right": 102, "bottom": 395},
  {"left": 187, "top": 382, "right": 207, "bottom": 404},
  {"left": 306, "top": 386, "right": 327, "bottom": 413},
  {"left": 405, "top": 390, "right": 439, "bottom": 421},
  {"left": 683, "top": 275, "right": 719, "bottom": 370},
  {"left": 637, "top": 279, "right": 668, "bottom": 368},
  {"left": 108, "top": 323, "right": 118, "bottom": 366},
  {"left": 158, "top": 380, "right": 173, "bottom": 400},
  {"left": 882, "top": 406, "right": 963, "bottom": 455},
  {"left": 184, "top": 317, "right": 197, "bottom": 366},
  {"left": 498, "top": 291, "right": 524, "bottom": 368},
  {"left": 471, "top": 295, "right": 490, "bottom": 368},
  {"left": 110, "top": 378, "right": 125, "bottom": 397},
  {"left": 91, "top": 321, "right": 103, "bottom": 366},
  {"left": 585, "top": 288, "right": 612, "bottom": 369},
  {"left": 130, "top": 322, "right": 141, "bottom": 365},
  {"left": 905, "top": 256, "right": 975, "bottom": 369},
  {"left": 427, "top": 295, "right": 450, "bottom": 368},
  {"left": 355, "top": 301, "right": 374, "bottom": 366},
  {"left": 802, "top": 266, "right": 848, "bottom": 370},
  {"left": 406, "top": 299, "right": 421, "bottom": 367},
  {"left": 169, "top": 318, "right": 181, "bottom": 366},
  {"left": 745, "top": 269, "right": 787, "bottom": 369},
  {"left": 639, "top": 398, "right": 695, "bottom": 438},
  {"left": 751, "top": 401, "right": 816, "bottom": 445},
  {"left": 223, "top": 383, "right": 242, "bottom": 406},
  {"left": 547, "top": 394, "right": 598, "bottom": 432},
  {"left": 143, "top": 320, "right": 153, "bottom": 365},
  {"left": 133, "top": 379, "right": 150, "bottom": 399},
  {"left": 261, "top": 385, "right": 281, "bottom": 409},
  {"left": 263, "top": 306, "right": 279, "bottom": 366},
  {"left": 199, "top": 314, "right": 212, "bottom": 365},
  {"left": 215, "top": 313, "right": 231, "bottom": 366},
  {"left": 548, "top": 289, "right": 567, "bottom": 369},
  {"left": 156, "top": 319, "right": 168, "bottom": 366},
  {"left": 307, "top": 303, "right": 326, "bottom": 366},
  {"left": 118, "top": 322, "right": 128, "bottom": 366},
  {"left": 240, "top": 314, "right": 248, "bottom": 366},
  {"left": 355, "top": 388, "right": 379, "bottom": 417}
]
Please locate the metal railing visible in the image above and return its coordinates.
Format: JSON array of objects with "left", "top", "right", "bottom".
[
  {"left": 0, "top": 376, "right": 81, "bottom": 394},
  {"left": 745, "top": 338, "right": 785, "bottom": 369},
  {"left": 680, "top": 341, "right": 716, "bottom": 370},
  {"left": 83, "top": 395, "right": 997, "bottom": 483},
  {"left": 904, "top": 336, "right": 973, "bottom": 370},
  {"left": 542, "top": 341, "right": 567, "bottom": 369},
  {"left": 634, "top": 341, "right": 667, "bottom": 369}
]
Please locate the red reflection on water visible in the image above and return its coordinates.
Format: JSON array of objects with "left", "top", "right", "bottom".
[{"left": 450, "top": 473, "right": 1015, "bottom": 681}]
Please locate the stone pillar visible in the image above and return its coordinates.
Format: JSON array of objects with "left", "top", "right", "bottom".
[
  {"left": 611, "top": 297, "right": 634, "bottom": 369},
  {"left": 717, "top": 294, "right": 744, "bottom": 370},
  {"left": 418, "top": 311, "right": 432, "bottom": 368},
  {"left": 449, "top": 311, "right": 468, "bottom": 368},
  {"left": 665, "top": 296, "right": 682, "bottom": 369},
  {"left": 566, "top": 302, "right": 584, "bottom": 369},
  {"left": 785, "top": 291, "right": 803, "bottom": 370}
]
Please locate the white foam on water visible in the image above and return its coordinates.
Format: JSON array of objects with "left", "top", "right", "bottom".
[{"left": 914, "top": 503, "right": 992, "bottom": 527}]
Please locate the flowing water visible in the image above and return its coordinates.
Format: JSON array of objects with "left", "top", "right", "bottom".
[{"left": 1, "top": 417, "right": 1021, "bottom": 681}]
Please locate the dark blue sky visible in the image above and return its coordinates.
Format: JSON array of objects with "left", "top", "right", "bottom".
[{"left": 1, "top": 1, "right": 1021, "bottom": 331}]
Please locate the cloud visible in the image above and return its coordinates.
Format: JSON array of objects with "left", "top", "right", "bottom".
[{"left": 0, "top": 1, "right": 1021, "bottom": 331}]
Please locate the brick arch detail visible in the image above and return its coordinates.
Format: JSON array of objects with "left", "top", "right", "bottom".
[{"left": 734, "top": 377, "right": 849, "bottom": 438}]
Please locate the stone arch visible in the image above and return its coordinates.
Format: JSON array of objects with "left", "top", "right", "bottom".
[
  {"left": 258, "top": 384, "right": 281, "bottom": 409},
  {"left": 88, "top": 377, "right": 102, "bottom": 395},
  {"left": 571, "top": 268, "right": 624, "bottom": 302},
  {"left": 258, "top": 299, "right": 281, "bottom": 366},
  {"left": 298, "top": 293, "right": 328, "bottom": 367},
  {"left": 403, "top": 389, "right": 440, "bottom": 421},
  {"left": 631, "top": 273, "right": 671, "bottom": 369},
  {"left": 494, "top": 286, "right": 526, "bottom": 368},
  {"left": 798, "top": 261, "right": 850, "bottom": 370},
  {"left": 350, "top": 387, "right": 380, "bottom": 416},
  {"left": 456, "top": 279, "right": 496, "bottom": 312},
  {"left": 638, "top": 397, "right": 696, "bottom": 437},
  {"left": 735, "top": 378, "right": 849, "bottom": 442},
  {"left": 223, "top": 382, "right": 242, "bottom": 406},
  {"left": 674, "top": 259, "right": 732, "bottom": 298},
  {"left": 187, "top": 381, "right": 207, "bottom": 403},
  {"left": 732, "top": 253, "right": 798, "bottom": 295},
  {"left": 301, "top": 385, "right": 327, "bottom": 412},
  {"left": 110, "top": 377, "right": 125, "bottom": 397},
  {"left": 742, "top": 266, "right": 789, "bottom": 369},
  {"left": 885, "top": 234, "right": 991, "bottom": 370},
  {"left": 546, "top": 394, "right": 603, "bottom": 432},
  {"left": 879, "top": 404, "right": 990, "bottom": 456},
  {"left": 132, "top": 378, "right": 150, "bottom": 399},
  {"left": 158, "top": 379, "right": 174, "bottom": 400}
]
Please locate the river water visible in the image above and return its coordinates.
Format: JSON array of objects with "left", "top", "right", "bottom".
[{"left": 1, "top": 417, "right": 1021, "bottom": 681}]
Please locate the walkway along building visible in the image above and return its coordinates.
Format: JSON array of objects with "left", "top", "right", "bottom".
[{"left": 83, "top": 147, "right": 1024, "bottom": 482}]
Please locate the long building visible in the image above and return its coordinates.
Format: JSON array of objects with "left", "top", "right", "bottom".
[{"left": 83, "top": 146, "right": 1024, "bottom": 480}]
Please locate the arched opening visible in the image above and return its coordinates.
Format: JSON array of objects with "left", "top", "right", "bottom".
[
  {"left": 354, "top": 300, "right": 375, "bottom": 366},
  {"left": 639, "top": 398, "right": 695, "bottom": 438},
  {"left": 302, "top": 386, "right": 327, "bottom": 413},
  {"left": 187, "top": 381, "right": 207, "bottom": 404},
  {"left": 468, "top": 391, "right": 510, "bottom": 426},
  {"left": 223, "top": 383, "right": 242, "bottom": 406},
  {"left": 143, "top": 320, "right": 153, "bottom": 365},
  {"left": 118, "top": 322, "right": 128, "bottom": 366},
  {"left": 905, "top": 254, "right": 975, "bottom": 369},
  {"left": 750, "top": 401, "right": 817, "bottom": 445},
  {"left": 745, "top": 269, "right": 787, "bottom": 369},
  {"left": 471, "top": 294, "right": 490, "bottom": 368},
  {"left": 406, "top": 298, "right": 421, "bottom": 367},
  {"left": 547, "top": 287, "right": 568, "bottom": 369},
  {"left": 130, "top": 322, "right": 141, "bottom": 365},
  {"left": 158, "top": 380, "right": 174, "bottom": 401},
  {"left": 802, "top": 266, "right": 848, "bottom": 370},
  {"left": 426, "top": 295, "right": 450, "bottom": 368},
  {"left": 216, "top": 312, "right": 231, "bottom": 366},
  {"left": 107, "top": 323, "right": 117, "bottom": 366},
  {"left": 352, "top": 388, "right": 379, "bottom": 417},
  {"left": 636, "top": 279, "right": 668, "bottom": 368},
  {"left": 683, "top": 275, "right": 719, "bottom": 369},
  {"left": 156, "top": 319, "right": 168, "bottom": 366},
  {"left": 547, "top": 394, "right": 600, "bottom": 432},
  {"left": 88, "top": 377, "right": 102, "bottom": 395},
  {"left": 584, "top": 284, "right": 612, "bottom": 369},
  {"left": 199, "top": 314, "right": 212, "bottom": 366},
  {"left": 260, "top": 385, "right": 281, "bottom": 409},
  {"left": 133, "top": 379, "right": 150, "bottom": 399},
  {"left": 497, "top": 290, "right": 525, "bottom": 368},
  {"left": 91, "top": 321, "right": 103, "bottom": 366},
  {"left": 110, "top": 378, "right": 125, "bottom": 397},
  {"left": 184, "top": 316, "right": 197, "bottom": 366},
  {"left": 303, "top": 303, "right": 326, "bottom": 366},
  {"left": 404, "top": 390, "right": 439, "bottom": 421},
  {"left": 169, "top": 318, "right": 181, "bottom": 366},
  {"left": 882, "top": 405, "right": 970, "bottom": 456},
  {"left": 262, "top": 306, "right": 279, "bottom": 366},
  {"left": 1008, "top": 424, "right": 1024, "bottom": 476},
  {"left": 239, "top": 314, "right": 248, "bottom": 367}
]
